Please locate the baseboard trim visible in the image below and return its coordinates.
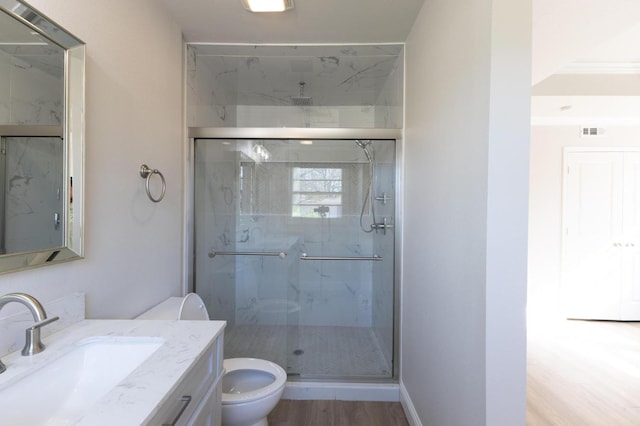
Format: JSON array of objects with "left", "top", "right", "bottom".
[
  {"left": 400, "top": 381, "right": 422, "bottom": 426},
  {"left": 283, "top": 382, "right": 400, "bottom": 401}
]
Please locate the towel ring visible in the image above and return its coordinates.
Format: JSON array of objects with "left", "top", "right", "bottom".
[{"left": 139, "top": 164, "right": 166, "bottom": 203}]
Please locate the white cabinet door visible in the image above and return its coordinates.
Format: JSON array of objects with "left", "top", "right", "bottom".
[
  {"left": 563, "top": 150, "right": 640, "bottom": 320},
  {"left": 563, "top": 151, "right": 624, "bottom": 319}
]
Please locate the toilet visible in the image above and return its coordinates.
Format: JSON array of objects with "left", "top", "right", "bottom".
[{"left": 137, "top": 293, "right": 287, "bottom": 426}]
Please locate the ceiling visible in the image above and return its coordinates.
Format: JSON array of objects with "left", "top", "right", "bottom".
[
  {"left": 162, "top": 0, "right": 425, "bottom": 44},
  {"left": 533, "top": 0, "right": 640, "bottom": 84},
  {"left": 161, "top": 0, "right": 640, "bottom": 121},
  {"left": 164, "top": 0, "right": 640, "bottom": 78}
]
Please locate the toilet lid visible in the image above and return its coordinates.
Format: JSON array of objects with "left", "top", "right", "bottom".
[{"left": 178, "top": 293, "right": 210, "bottom": 320}]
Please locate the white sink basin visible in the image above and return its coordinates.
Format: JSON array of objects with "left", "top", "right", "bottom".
[{"left": 0, "top": 336, "right": 163, "bottom": 425}]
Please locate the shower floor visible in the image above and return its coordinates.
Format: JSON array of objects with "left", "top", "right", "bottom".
[{"left": 224, "top": 325, "right": 392, "bottom": 379}]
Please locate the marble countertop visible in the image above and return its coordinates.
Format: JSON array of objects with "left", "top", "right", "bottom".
[{"left": 0, "top": 319, "right": 225, "bottom": 425}]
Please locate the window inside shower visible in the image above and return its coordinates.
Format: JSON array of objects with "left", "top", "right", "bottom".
[{"left": 193, "top": 138, "right": 396, "bottom": 380}]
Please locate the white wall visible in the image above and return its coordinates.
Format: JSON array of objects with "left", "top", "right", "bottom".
[
  {"left": 528, "top": 125, "right": 640, "bottom": 317},
  {"left": 0, "top": 0, "right": 184, "bottom": 319},
  {"left": 402, "top": 0, "right": 530, "bottom": 424}
]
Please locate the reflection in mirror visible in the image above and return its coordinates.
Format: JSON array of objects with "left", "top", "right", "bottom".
[
  {"left": 0, "top": 1, "right": 84, "bottom": 273},
  {"left": 2, "top": 136, "right": 64, "bottom": 253}
]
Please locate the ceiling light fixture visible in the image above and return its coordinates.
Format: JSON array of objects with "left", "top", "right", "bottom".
[{"left": 242, "top": 0, "right": 294, "bottom": 12}]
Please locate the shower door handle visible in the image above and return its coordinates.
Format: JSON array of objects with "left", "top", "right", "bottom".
[
  {"left": 208, "top": 251, "right": 287, "bottom": 259},
  {"left": 300, "top": 253, "right": 383, "bottom": 261}
]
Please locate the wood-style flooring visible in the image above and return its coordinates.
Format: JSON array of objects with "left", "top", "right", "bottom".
[
  {"left": 264, "top": 318, "right": 640, "bottom": 425},
  {"left": 268, "top": 400, "right": 409, "bottom": 426},
  {"left": 527, "top": 318, "right": 640, "bottom": 425}
]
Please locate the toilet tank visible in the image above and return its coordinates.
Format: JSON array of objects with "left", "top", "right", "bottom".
[{"left": 136, "top": 294, "right": 209, "bottom": 320}]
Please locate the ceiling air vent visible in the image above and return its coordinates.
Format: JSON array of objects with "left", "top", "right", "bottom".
[{"left": 580, "top": 127, "right": 607, "bottom": 137}]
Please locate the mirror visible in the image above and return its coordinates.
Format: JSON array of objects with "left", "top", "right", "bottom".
[{"left": 0, "top": 0, "right": 84, "bottom": 273}]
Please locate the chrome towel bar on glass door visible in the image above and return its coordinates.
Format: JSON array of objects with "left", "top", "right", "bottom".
[
  {"left": 208, "top": 251, "right": 287, "bottom": 259},
  {"left": 299, "top": 253, "right": 383, "bottom": 261}
]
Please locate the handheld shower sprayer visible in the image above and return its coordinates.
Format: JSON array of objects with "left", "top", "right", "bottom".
[{"left": 356, "top": 140, "right": 377, "bottom": 233}]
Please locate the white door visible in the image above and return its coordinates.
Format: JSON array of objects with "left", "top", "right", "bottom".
[
  {"left": 563, "top": 150, "right": 640, "bottom": 320},
  {"left": 563, "top": 151, "right": 623, "bottom": 319},
  {"left": 620, "top": 152, "right": 640, "bottom": 319}
]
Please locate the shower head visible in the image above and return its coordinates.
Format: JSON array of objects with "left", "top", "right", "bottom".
[{"left": 291, "top": 82, "right": 312, "bottom": 106}]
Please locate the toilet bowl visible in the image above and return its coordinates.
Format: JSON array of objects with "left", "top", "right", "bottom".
[
  {"left": 136, "top": 293, "right": 286, "bottom": 426},
  {"left": 222, "top": 358, "right": 286, "bottom": 426}
]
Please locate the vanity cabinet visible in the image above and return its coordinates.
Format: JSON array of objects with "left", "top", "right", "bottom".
[{"left": 147, "top": 334, "right": 224, "bottom": 426}]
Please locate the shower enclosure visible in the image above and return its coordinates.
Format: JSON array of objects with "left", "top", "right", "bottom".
[
  {"left": 193, "top": 136, "right": 397, "bottom": 380},
  {"left": 0, "top": 136, "right": 64, "bottom": 254}
]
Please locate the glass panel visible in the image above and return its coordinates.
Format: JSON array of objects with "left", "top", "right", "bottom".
[
  {"left": 186, "top": 44, "right": 404, "bottom": 129},
  {"left": 194, "top": 138, "right": 395, "bottom": 380},
  {"left": 1, "top": 136, "right": 63, "bottom": 254}
]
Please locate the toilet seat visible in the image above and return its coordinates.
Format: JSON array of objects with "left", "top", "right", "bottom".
[{"left": 222, "top": 358, "right": 287, "bottom": 405}]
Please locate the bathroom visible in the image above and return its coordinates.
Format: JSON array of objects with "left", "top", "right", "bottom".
[{"left": 0, "top": 1, "right": 530, "bottom": 425}]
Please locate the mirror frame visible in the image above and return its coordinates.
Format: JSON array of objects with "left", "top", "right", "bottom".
[{"left": 0, "top": 0, "right": 84, "bottom": 273}]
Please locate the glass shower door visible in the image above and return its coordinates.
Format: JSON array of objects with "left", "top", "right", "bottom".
[{"left": 193, "top": 138, "right": 395, "bottom": 380}]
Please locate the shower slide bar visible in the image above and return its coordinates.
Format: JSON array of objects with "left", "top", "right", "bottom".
[
  {"left": 299, "top": 253, "right": 383, "bottom": 261},
  {"left": 208, "top": 251, "right": 287, "bottom": 259}
]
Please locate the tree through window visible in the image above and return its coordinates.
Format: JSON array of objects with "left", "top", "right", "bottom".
[{"left": 292, "top": 167, "right": 342, "bottom": 217}]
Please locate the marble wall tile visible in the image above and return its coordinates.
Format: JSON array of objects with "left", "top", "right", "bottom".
[
  {"left": 194, "top": 143, "right": 238, "bottom": 324},
  {"left": 188, "top": 46, "right": 237, "bottom": 127},
  {"left": 187, "top": 44, "right": 404, "bottom": 129},
  {"left": 0, "top": 50, "right": 63, "bottom": 125},
  {"left": 375, "top": 52, "right": 404, "bottom": 129},
  {"left": 194, "top": 140, "right": 395, "bottom": 335},
  {"left": 190, "top": 44, "right": 403, "bottom": 59},
  {"left": 4, "top": 136, "right": 64, "bottom": 253},
  {"left": 0, "top": 53, "right": 10, "bottom": 123},
  {"left": 370, "top": 145, "right": 396, "bottom": 366},
  {"left": 236, "top": 105, "right": 375, "bottom": 128}
]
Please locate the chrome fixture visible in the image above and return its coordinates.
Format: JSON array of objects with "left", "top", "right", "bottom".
[
  {"left": 356, "top": 140, "right": 378, "bottom": 233},
  {"left": 242, "top": 0, "right": 294, "bottom": 12},
  {"left": 291, "top": 82, "right": 312, "bottom": 106},
  {"left": 0, "top": 293, "right": 59, "bottom": 373},
  {"left": 356, "top": 141, "right": 394, "bottom": 234},
  {"left": 300, "top": 253, "right": 382, "bottom": 261},
  {"left": 371, "top": 217, "right": 394, "bottom": 236},
  {"left": 209, "top": 251, "right": 287, "bottom": 260},
  {"left": 375, "top": 192, "right": 392, "bottom": 205},
  {"left": 139, "top": 164, "right": 166, "bottom": 203}
]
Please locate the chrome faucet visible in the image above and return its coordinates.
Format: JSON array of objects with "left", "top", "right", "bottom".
[{"left": 0, "top": 293, "right": 59, "bottom": 373}]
